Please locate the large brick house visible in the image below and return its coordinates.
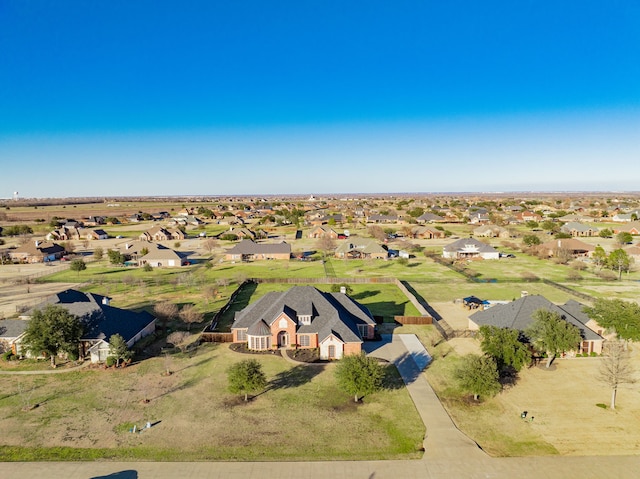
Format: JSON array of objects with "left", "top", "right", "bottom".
[{"left": 231, "top": 286, "right": 376, "bottom": 359}]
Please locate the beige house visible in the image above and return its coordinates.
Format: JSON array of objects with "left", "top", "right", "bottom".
[
  {"left": 468, "top": 295, "right": 604, "bottom": 356},
  {"left": 9, "top": 240, "right": 66, "bottom": 263},
  {"left": 334, "top": 237, "right": 387, "bottom": 259},
  {"left": 225, "top": 239, "right": 291, "bottom": 261}
]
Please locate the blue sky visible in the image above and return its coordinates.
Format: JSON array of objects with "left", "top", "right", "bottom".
[{"left": 1, "top": 1, "right": 639, "bottom": 198}]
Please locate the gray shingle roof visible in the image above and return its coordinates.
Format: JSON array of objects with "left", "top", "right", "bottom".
[
  {"left": 470, "top": 295, "right": 601, "bottom": 341},
  {"left": 25, "top": 289, "right": 155, "bottom": 343},
  {"left": 232, "top": 286, "right": 375, "bottom": 344},
  {"left": 226, "top": 239, "right": 291, "bottom": 255},
  {"left": 0, "top": 319, "right": 29, "bottom": 339}
]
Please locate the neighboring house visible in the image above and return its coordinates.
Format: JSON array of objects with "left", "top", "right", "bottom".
[
  {"left": 80, "top": 228, "right": 109, "bottom": 240},
  {"left": 225, "top": 239, "right": 291, "bottom": 261},
  {"left": 0, "top": 319, "right": 29, "bottom": 354},
  {"left": 83, "top": 216, "right": 106, "bottom": 226},
  {"left": 334, "top": 237, "right": 387, "bottom": 259},
  {"left": 139, "top": 226, "right": 185, "bottom": 242},
  {"left": 308, "top": 225, "right": 339, "bottom": 239},
  {"left": 468, "top": 295, "right": 604, "bottom": 355},
  {"left": 220, "top": 227, "right": 256, "bottom": 240},
  {"left": 118, "top": 241, "right": 187, "bottom": 267},
  {"left": 560, "top": 222, "right": 599, "bottom": 237},
  {"left": 612, "top": 222, "right": 640, "bottom": 236},
  {"left": 231, "top": 286, "right": 376, "bottom": 360},
  {"left": 171, "top": 215, "right": 204, "bottom": 226},
  {"left": 47, "top": 225, "right": 80, "bottom": 241},
  {"left": 468, "top": 213, "right": 491, "bottom": 225},
  {"left": 8, "top": 240, "right": 66, "bottom": 263},
  {"left": 442, "top": 238, "right": 500, "bottom": 260},
  {"left": 416, "top": 212, "right": 445, "bottom": 223},
  {"left": 409, "top": 226, "right": 444, "bottom": 239},
  {"left": 515, "top": 211, "right": 542, "bottom": 223},
  {"left": 140, "top": 247, "right": 189, "bottom": 268},
  {"left": 17, "top": 289, "right": 156, "bottom": 363},
  {"left": 366, "top": 214, "right": 398, "bottom": 224},
  {"left": 473, "top": 225, "right": 512, "bottom": 238},
  {"left": 539, "top": 238, "right": 595, "bottom": 258},
  {"left": 612, "top": 213, "right": 633, "bottom": 222},
  {"left": 624, "top": 243, "right": 640, "bottom": 261}
]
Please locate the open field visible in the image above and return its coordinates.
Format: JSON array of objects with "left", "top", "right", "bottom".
[
  {"left": 0, "top": 343, "right": 425, "bottom": 461},
  {"left": 424, "top": 338, "right": 640, "bottom": 456}
]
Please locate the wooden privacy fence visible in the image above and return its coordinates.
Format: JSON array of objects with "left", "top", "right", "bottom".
[
  {"left": 201, "top": 332, "right": 233, "bottom": 343},
  {"left": 250, "top": 277, "right": 396, "bottom": 284},
  {"left": 394, "top": 316, "right": 433, "bottom": 325}
]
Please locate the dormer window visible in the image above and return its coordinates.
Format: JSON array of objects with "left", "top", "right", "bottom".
[{"left": 298, "top": 314, "right": 312, "bottom": 325}]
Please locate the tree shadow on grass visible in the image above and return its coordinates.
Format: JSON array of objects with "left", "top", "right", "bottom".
[
  {"left": 393, "top": 351, "right": 430, "bottom": 386},
  {"left": 267, "top": 364, "right": 326, "bottom": 391},
  {"left": 351, "top": 290, "right": 381, "bottom": 300}
]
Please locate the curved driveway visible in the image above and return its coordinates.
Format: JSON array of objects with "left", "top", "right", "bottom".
[{"left": 2, "top": 334, "right": 639, "bottom": 478}]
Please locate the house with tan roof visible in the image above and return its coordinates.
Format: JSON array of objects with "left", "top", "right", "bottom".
[
  {"left": 9, "top": 240, "right": 66, "bottom": 263},
  {"left": 225, "top": 239, "right": 291, "bottom": 261},
  {"left": 539, "top": 238, "right": 595, "bottom": 258},
  {"left": 334, "top": 237, "right": 387, "bottom": 259}
]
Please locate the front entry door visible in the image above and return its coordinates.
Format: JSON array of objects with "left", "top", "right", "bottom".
[{"left": 278, "top": 331, "right": 289, "bottom": 347}]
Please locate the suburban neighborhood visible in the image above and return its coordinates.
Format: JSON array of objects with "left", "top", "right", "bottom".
[{"left": 0, "top": 192, "right": 639, "bottom": 476}]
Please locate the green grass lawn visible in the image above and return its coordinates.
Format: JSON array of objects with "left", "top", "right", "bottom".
[{"left": 215, "top": 282, "right": 421, "bottom": 331}]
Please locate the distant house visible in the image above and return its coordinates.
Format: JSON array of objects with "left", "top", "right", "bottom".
[
  {"left": 515, "top": 211, "right": 542, "bottom": 223},
  {"left": 473, "top": 225, "right": 512, "bottom": 238},
  {"left": 539, "top": 238, "right": 595, "bottom": 258},
  {"left": 81, "top": 228, "right": 109, "bottom": 240},
  {"left": 409, "top": 226, "right": 445, "bottom": 239},
  {"left": 612, "top": 222, "right": 640, "bottom": 236},
  {"left": 47, "top": 225, "right": 80, "bottom": 241},
  {"left": 308, "top": 225, "right": 339, "bottom": 239},
  {"left": 139, "top": 226, "right": 185, "bottom": 242},
  {"left": 231, "top": 286, "right": 376, "bottom": 360},
  {"left": 334, "top": 237, "right": 387, "bottom": 259},
  {"left": 416, "top": 212, "right": 445, "bottom": 223},
  {"left": 225, "top": 239, "right": 291, "bottom": 261},
  {"left": 560, "top": 222, "right": 599, "bottom": 237},
  {"left": 468, "top": 295, "right": 604, "bottom": 355},
  {"left": 9, "top": 240, "right": 66, "bottom": 263},
  {"left": 118, "top": 241, "right": 188, "bottom": 267},
  {"left": 17, "top": 289, "right": 156, "bottom": 363},
  {"left": 442, "top": 238, "right": 499, "bottom": 260},
  {"left": 468, "top": 213, "right": 491, "bottom": 225},
  {"left": 366, "top": 214, "right": 398, "bottom": 224}
]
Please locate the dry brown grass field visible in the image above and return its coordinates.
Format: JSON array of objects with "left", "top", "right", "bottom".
[{"left": 0, "top": 343, "right": 425, "bottom": 461}]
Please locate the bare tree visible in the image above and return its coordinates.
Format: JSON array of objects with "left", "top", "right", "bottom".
[
  {"left": 316, "top": 236, "right": 336, "bottom": 259},
  {"left": 599, "top": 340, "right": 636, "bottom": 410},
  {"left": 203, "top": 285, "right": 218, "bottom": 304},
  {"left": 179, "top": 304, "right": 204, "bottom": 331},
  {"left": 367, "top": 225, "right": 386, "bottom": 242},
  {"left": 153, "top": 301, "right": 179, "bottom": 330},
  {"left": 203, "top": 238, "right": 218, "bottom": 254},
  {"left": 167, "top": 331, "right": 193, "bottom": 353}
]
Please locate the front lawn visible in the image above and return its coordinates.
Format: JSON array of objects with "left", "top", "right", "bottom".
[{"left": 0, "top": 344, "right": 425, "bottom": 461}]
